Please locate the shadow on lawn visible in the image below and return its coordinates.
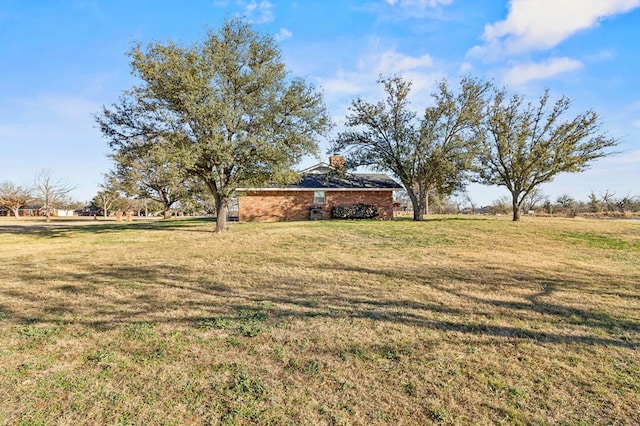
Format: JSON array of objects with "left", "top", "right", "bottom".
[{"left": 2, "top": 260, "right": 638, "bottom": 349}]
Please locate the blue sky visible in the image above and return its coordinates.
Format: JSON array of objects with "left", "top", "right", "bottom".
[{"left": 1, "top": 0, "right": 639, "bottom": 206}]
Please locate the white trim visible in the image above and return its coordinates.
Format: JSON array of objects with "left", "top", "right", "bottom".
[{"left": 299, "top": 162, "right": 333, "bottom": 174}]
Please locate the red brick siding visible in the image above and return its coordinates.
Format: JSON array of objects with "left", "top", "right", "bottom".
[
  {"left": 238, "top": 191, "right": 313, "bottom": 222},
  {"left": 238, "top": 190, "right": 395, "bottom": 222}
]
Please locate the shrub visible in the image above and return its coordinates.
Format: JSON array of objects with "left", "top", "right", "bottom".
[{"left": 332, "top": 203, "right": 378, "bottom": 219}]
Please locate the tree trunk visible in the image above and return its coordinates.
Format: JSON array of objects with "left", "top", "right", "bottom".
[
  {"left": 216, "top": 200, "right": 228, "bottom": 233},
  {"left": 203, "top": 177, "right": 228, "bottom": 233},
  {"left": 11, "top": 207, "right": 20, "bottom": 219},
  {"left": 407, "top": 189, "right": 423, "bottom": 221},
  {"left": 161, "top": 194, "right": 171, "bottom": 219},
  {"left": 512, "top": 194, "right": 521, "bottom": 221}
]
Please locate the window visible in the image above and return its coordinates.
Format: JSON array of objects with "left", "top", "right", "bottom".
[{"left": 313, "top": 191, "right": 326, "bottom": 204}]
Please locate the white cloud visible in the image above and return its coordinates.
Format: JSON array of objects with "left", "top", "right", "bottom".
[
  {"left": 385, "top": 0, "right": 453, "bottom": 8},
  {"left": 471, "top": 0, "right": 640, "bottom": 57},
  {"left": 318, "top": 71, "right": 364, "bottom": 97},
  {"left": 459, "top": 62, "right": 473, "bottom": 74},
  {"left": 375, "top": 51, "right": 433, "bottom": 75},
  {"left": 633, "top": 119, "right": 640, "bottom": 129},
  {"left": 317, "top": 47, "right": 442, "bottom": 118},
  {"left": 274, "top": 28, "right": 292, "bottom": 41},
  {"left": 243, "top": 0, "right": 274, "bottom": 23},
  {"left": 503, "top": 57, "right": 583, "bottom": 85}
]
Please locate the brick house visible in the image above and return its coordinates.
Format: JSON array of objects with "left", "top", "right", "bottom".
[{"left": 237, "top": 156, "right": 402, "bottom": 222}]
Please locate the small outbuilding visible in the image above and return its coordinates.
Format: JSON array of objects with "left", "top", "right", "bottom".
[{"left": 237, "top": 156, "right": 402, "bottom": 222}]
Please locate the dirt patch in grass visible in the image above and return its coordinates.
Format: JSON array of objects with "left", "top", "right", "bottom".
[{"left": 0, "top": 216, "right": 638, "bottom": 424}]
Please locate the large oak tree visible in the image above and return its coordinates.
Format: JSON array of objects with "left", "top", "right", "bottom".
[{"left": 97, "top": 18, "right": 331, "bottom": 232}]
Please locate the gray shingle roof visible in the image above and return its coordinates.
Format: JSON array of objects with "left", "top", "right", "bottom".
[
  {"left": 238, "top": 163, "right": 403, "bottom": 191},
  {"left": 289, "top": 172, "right": 402, "bottom": 189}
]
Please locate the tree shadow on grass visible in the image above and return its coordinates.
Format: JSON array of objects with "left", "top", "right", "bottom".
[
  {"left": 0, "top": 218, "right": 218, "bottom": 238},
  {"left": 1, "top": 260, "right": 638, "bottom": 349}
]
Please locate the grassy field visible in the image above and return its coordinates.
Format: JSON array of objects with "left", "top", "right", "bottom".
[{"left": 0, "top": 216, "right": 638, "bottom": 425}]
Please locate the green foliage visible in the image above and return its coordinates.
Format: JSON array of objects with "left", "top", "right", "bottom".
[
  {"left": 96, "top": 18, "right": 331, "bottom": 232},
  {"left": 111, "top": 140, "right": 191, "bottom": 218},
  {"left": 124, "top": 322, "right": 156, "bottom": 340},
  {"left": 333, "top": 75, "right": 489, "bottom": 221},
  {"left": 91, "top": 173, "right": 127, "bottom": 217},
  {"left": 196, "top": 307, "right": 269, "bottom": 337},
  {"left": 18, "top": 325, "right": 57, "bottom": 339},
  {"left": 429, "top": 408, "right": 449, "bottom": 422},
  {"left": 474, "top": 88, "right": 618, "bottom": 221}
]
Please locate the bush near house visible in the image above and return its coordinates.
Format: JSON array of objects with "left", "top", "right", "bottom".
[{"left": 332, "top": 203, "right": 379, "bottom": 219}]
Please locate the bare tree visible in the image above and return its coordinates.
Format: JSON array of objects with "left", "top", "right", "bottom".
[
  {"left": 33, "top": 170, "right": 76, "bottom": 222},
  {"left": 600, "top": 190, "right": 616, "bottom": 212},
  {"left": 461, "top": 191, "right": 477, "bottom": 214},
  {"left": 521, "top": 188, "right": 545, "bottom": 214},
  {"left": 0, "top": 181, "right": 33, "bottom": 218},
  {"left": 615, "top": 195, "right": 635, "bottom": 213},
  {"left": 489, "top": 196, "right": 511, "bottom": 215}
]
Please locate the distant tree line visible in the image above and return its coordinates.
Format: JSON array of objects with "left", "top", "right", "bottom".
[
  {"left": 486, "top": 191, "right": 639, "bottom": 217},
  {"left": 0, "top": 170, "right": 77, "bottom": 221},
  {"left": 392, "top": 189, "right": 639, "bottom": 218},
  {"left": 88, "top": 174, "right": 217, "bottom": 219}
]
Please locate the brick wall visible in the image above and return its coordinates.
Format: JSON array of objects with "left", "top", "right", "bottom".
[{"left": 238, "top": 190, "right": 395, "bottom": 222}]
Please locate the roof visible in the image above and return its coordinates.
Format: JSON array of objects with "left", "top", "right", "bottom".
[{"left": 238, "top": 163, "right": 403, "bottom": 191}]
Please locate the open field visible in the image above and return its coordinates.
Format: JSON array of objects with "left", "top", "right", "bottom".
[{"left": 0, "top": 216, "right": 638, "bottom": 425}]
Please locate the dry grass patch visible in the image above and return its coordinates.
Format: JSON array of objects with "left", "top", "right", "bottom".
[{"left": 0, "top": 216, "right": 638, "bottom": 425}]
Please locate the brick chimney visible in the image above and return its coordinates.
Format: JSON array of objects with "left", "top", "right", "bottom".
[{"left": 329, "top": 155, "right": 346, "bottom": 171}]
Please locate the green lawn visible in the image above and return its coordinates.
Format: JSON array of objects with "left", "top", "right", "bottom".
[{"left": 0, "top": 216, "right": 638, "bottom": 425}]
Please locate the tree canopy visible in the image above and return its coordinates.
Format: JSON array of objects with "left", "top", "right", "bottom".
[
  {"left": 96, "top": 18, "right": 331, "bottom": 232},
  {"left": 332, "top": 75, "right": 489, "bottom": 220},
  {"left": 474, "top": 88, "right": 618, "bottom": 221},
  {"left": 111, "top": 139, "right": 191, "bottom": 219}
]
